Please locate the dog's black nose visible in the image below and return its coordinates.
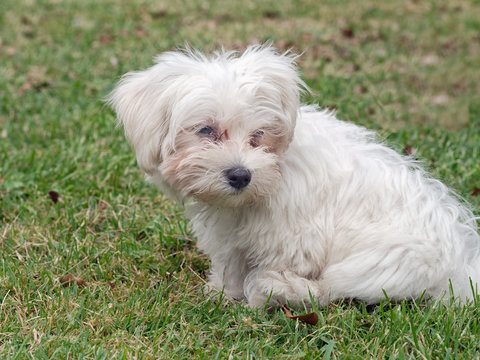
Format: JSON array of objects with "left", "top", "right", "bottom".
[{"left": 225, "top": 167, "right": 251, "bottom": 190}]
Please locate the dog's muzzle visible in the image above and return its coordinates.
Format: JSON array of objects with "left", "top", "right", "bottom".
[{"left": 225, "top": 167, "right": 251, "bottom": 190}]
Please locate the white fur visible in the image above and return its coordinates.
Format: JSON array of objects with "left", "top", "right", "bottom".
[{"left": 108, "top": 44, "right": 480, "bottom": 307}]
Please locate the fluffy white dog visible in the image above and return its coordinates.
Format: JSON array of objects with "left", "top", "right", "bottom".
[{"left": 109, "top": 44, "right": 480, "bottom": 307}]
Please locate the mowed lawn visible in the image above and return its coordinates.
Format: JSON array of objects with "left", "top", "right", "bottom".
[{"left": 1, "top": 0, "right": 480, "bottom": 358}]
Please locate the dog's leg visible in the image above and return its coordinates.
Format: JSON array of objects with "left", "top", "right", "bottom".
[
  {"left": 243, "top": 269, "right": 331, "bottom": 308},
  {"left": 319, "top": 244, "right": 453, "bottom": 304},
  {"left": 207, "top": 248, "right": 251, "bottom": 301},
  {"left": 243, "top": 242, "right": 458, "bottom": 307}
]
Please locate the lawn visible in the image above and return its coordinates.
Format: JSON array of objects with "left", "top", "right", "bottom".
[{"left": 1, "top": 0, "right": 480, "bottom": 358}]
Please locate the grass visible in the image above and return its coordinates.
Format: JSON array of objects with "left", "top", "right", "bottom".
[{"left": 1, "top": 0, "right": 479, "bottom": 358}]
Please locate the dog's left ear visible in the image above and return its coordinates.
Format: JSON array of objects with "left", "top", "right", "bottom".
[{"left": 237, "top": 45, "right": 307, "bottom": 144}]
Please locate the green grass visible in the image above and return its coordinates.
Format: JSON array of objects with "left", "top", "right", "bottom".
[{"left": 1, "top": 0, "right": 479, "bottom": 358}]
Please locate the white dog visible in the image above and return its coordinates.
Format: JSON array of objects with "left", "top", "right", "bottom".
[{"left": 109, "top": 44, "right": 480, "bottom": 307}]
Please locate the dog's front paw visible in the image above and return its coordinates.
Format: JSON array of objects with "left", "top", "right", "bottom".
[
  {"left": 204, "top": 280, "right": 220, "bottom": 295},
  {"left": 244, "top": 270, "right": 331, "bottom": 308},
  {"left": 244, "top": 287, "right": 277, "bottom": 308},
  {"left": 244, "top": 271, "right": 289, "bottom": 307}
]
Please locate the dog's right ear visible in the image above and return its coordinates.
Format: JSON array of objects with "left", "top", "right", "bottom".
[{"left": 107, "top": 66, "right": 175, "bottom": 175}]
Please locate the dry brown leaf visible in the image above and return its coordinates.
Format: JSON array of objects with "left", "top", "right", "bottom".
[
  {"left": 403, "top": 145, "right": 416, "bottom": 156},
  {"left": 354, "top": 85, "right": 367, "bottom": 94},
  {"left": 48, "top": 190, "right": 59, "bottom": 203},
  {"left": 150, "top": 9, "right": 168, "bottom": 18},
  {"left": 344, "top": 63, "right": 360, "bottom": 72},
  {"left": 281, "top": 304, "right": 319, "bottom": 326},
  {"left": 98, "top": 35, "right": 114, "bottom": 44},
  {"left": 60, "top": 273, "right": 87, "bottom": 288},
  {"left": 324, "top": 104, "right": 338, "bottom": 111},
  {"left": 472, "top": 187, "right": 480, "bottom": 197},
  {"left": 341, "top": 27, "right": 355, "bottom": 39},
  {"left": 20, "top": 65, "right": 51, "bottom": 93},
  {"left": 263, "top": 10, "right": 281, "bottom": 19}
]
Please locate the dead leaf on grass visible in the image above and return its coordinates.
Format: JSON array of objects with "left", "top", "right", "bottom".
[
  {"left": 281, "top": 304, "right": 319, "bottom": 325},
  {"left": 354, "top": 85, "right": 367, "bottom": 94},
  {"left": 341, "top": 27, "right": 355, "bottom": 39},
  {"left": 98, "top": 35, "right": 114, "bottom": 44},
  {"left": 20, "top": 65, "right": 52, "bottom": 94},
  {"left": 403, "top": 145, "right": 416, "bottom": 156},
  {"left": 60, "top": 273, "right": 87, "bottom": 288},
  {"left": 150, "top": 9, "right": 168, "bottom": 18},
  {"left": 48, "top": 190, "right": 59, "bottom": 203},
  {"left": 263, "top": 10, "right": 281, "bottom": 19},
  {"left": 472, "top": 187, "right": 479, "bottom": 197},
  {"left": 344, "top": 63, "right": 360, "bottom": 72},
  {"left": 324, "top": 104, "right": 338, "bottom": 111}
]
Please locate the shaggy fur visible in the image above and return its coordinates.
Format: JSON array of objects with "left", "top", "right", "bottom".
[{"left": 108, "top": 44, "right": 480, "bottom": 307}]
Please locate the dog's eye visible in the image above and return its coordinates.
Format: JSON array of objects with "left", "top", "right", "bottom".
[
  {"left": 249, "top": 130, "right": 264, "bottom": 148},
  {"left": 197, "top": 126, "right": 215, "bottom": 137}
]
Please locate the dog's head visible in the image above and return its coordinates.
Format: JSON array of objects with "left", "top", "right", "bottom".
[{"left": 108, "top": 44, "right": 305, "bottom": 206}]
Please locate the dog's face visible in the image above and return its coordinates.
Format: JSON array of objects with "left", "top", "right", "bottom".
[{"left": 109, "top": 45, "right": 304, "bottom": 207}]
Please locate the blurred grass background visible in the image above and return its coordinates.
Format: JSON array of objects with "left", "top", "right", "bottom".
[{"left": 0, "top": 0, "right": 479, "bottom": 358}]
